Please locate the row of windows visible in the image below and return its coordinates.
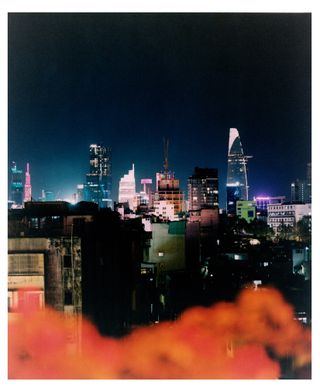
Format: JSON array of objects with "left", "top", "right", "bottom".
[
  {"left": 269, "top": 205, "right": 295, "bottom": 210},
  {"left": 268, "top": 212, "right": 294, "bottom": 216},
  {"left": 237, "top": 210, "right": 255, "bottom": 217},
  {"left": 8, "top": 254, "right": 44, "bottom": 275},
  {"left": 30, "top": 216, "right": 62, "bottom": 229},
  {"left": 269, "top": 219, "right": 294, "bottom": 224}
]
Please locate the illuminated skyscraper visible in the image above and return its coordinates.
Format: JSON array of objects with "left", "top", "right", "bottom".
[
  {"left": 291, "top": 179, "right": 307, "bottom": 203},
  {"left": 155, "top": 139, "right": 184, "bottom": 215},
  {"left": 10, "top": 161, "right": 23, "bottom": 207},
  {"left": 24, "top": 163, "right": 32, "bottom": 203},
  {"left": 118, "top": 164, "right": 136, "bottom": 210},
  {"left": 188, "top": 167, "right": 219, "bottom": 211},
  {"left": 39, "top": 189, "right": 55, "bottom": 202},
  {"left": 226, "top": 128, "right": 251, "bottom": 214},
  {"left": 290, "top": 163, "right": 311, "bottom": 204},
  {"left": 83, "top": 144, "right": 112, "bottom": 208}
]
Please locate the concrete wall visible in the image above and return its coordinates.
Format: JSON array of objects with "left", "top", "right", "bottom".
[
  {"left": 8, "top": 237, "right": 82, "bottom": 314},
  {"left": 8, "top": 237, "right": 49, "bottom": 251},
  {"left": 146, "top": 222, "right": 185, "bottom": 271}
]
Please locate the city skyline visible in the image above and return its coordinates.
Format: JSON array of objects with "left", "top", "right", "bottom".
[
  {"left": 6, "top": 10, "right": 314, "bottom": 381},
  {"left": 8, "top": 13, "right": 311, "bottom": 205},
  {"left": 9, "top": 135, "right": 311, "bottom": 207}
]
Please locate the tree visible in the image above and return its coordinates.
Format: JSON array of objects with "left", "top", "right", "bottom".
[
  {"left": 246, "top": 219, "right": 274, "bottom": 239},
  {"left": 277, "top": 223, "right": 294, "bottom": 240},
  {"left": 295, "top": 216, "right": 311, "bottom": 243}
]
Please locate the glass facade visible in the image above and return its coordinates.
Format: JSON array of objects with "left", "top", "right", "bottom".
[
  {"left": 84, "top": 144, "right": 112, "bottom": 208},
  {"left": 226, "top": 128, "right": 250, "bottom": 214},
  {"left": 10, "top": 161, "right": 24, "bottom": 207}
]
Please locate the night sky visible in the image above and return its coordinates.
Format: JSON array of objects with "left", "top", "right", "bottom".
[{"left": 8, "top": 13, "right": 311, "bottom": 206}]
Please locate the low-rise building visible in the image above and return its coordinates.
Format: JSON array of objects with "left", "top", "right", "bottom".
[
  {"left": 145, "top": 221, "right": 186, "bottom": 272},
  {"left": 8, "top": 236, "right": 82, "bottom": 314},
  {"left": 153, "top": 200, "right": 176, "bottom": 221},
  {"left": 267, "top": 202, "right": 311, "bottom": 231},
  {"left": 236, "top": 200, "right": 256, "bottom": 222},
  {"left": 8, "top": 201, "right": 149, "bottom": 336},
  {"left": 254, "top": 196, "right": 286, "bottom": 219}
]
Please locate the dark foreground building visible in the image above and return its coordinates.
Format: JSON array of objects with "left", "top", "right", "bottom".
[{"left": 8, "top": 201, "right": 147, "bottom": 337}]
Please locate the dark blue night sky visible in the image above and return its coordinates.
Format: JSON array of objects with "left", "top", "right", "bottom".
[{"left": 8, "top": 13, "right": 311, "bottom": 206}]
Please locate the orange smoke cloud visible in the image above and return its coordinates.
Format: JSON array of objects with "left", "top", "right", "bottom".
[{"left": 8, "top": 287, "right": 311, "bottom": 379}]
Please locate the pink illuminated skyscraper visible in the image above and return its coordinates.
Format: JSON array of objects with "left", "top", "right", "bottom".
[{"left": 24, "top": 162, "right": 32, "bottom": 203}]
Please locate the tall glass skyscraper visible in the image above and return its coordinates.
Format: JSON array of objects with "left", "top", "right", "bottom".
[
  {"left": 83, "top": 144, "right": 112, "bottom": 208},
  {"left": 226, "top": 128, "right": 251, "bottom": 214},
  {"left": 10, "top": 161, "right": 23, "bottom": 207}
]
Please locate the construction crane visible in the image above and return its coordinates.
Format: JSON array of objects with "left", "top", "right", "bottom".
[{"left": 163, "top": 137, "right": 169, "bottom": 179}]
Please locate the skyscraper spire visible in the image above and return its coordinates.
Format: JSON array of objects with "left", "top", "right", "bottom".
[{"left": 24, "top": 162, "right": 32, "bottom": 203}]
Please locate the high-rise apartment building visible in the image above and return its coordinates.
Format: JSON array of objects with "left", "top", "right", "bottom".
[
  {"left": 155, "top": 138, "right": 184, "bottom": 215},
  {"left": 83, "top": 144, "right": 112, "bottom": 208},
  {"left": 10, "top": 161, "right": 23, "bottom": 208},
  {"left": 226, "top": 128, "right": 251, "bottom": 214},
  {"left": 23, "top": 163, "right": 32, "bottom": 203},
  {"left": 188, "top": 167, "right": 219, "bottom": 211},
  {"left": 291, "top": 179, "right": 309, "bottom": 203},
  {"left": 291, "top": 163, "right": 311, "bottom": 204},
  {"left": 118, "top": 164, "right": 136, "bottom": 210},
  {"left": 156, "top": 172, "right": 184, "bottom": 215}
]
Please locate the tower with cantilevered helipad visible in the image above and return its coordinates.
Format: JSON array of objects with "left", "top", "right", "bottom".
[{"left": 226, "top": 128, "right": 252, "bottom": 215}]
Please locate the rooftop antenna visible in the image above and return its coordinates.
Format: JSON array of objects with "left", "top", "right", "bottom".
[{"left": 163, "top": 137, "right": 169, "bottom": 179}]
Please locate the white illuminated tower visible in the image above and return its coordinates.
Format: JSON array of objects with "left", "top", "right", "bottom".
[
  {"left": 24, "top": 162, "right": 32, "bottom": 203},
  {"left": 118, "top": 164, "right": 136, "bottom": 210},
  {"left": 226, "top": 128, "right": 252, "bottom": 214}
]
